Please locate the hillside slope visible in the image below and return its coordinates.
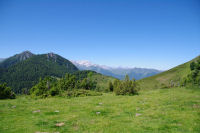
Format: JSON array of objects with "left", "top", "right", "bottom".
[
  {"left": 0, "top": 53, "right": 79, "bottom": 93},
  {"left": 139, "top": 56, "right": 200, "bottom": 89},
  {"left": 0, "top": 51, "right": 115, "bottom": 93},
  {"left": 0, "top": 51, "right": 35, "bottom": 68},
  {"left": 73, "top": 70, "right": 116, "bottom": 91}
]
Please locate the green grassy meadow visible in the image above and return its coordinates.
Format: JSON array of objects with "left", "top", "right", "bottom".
[
  {"left": 139, "top": 56, "right": 200, "bottom": 90},
  {"left": 0, "top": 87, "right": 200, "bottom": 133}
]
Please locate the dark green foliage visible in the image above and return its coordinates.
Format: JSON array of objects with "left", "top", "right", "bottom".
[
  {"left": 73, "top": 70, "right": 97, "bottom": 80},
  {"left": 0, "top": 83, "right": 15, "bottom": 99},
  {"left": 112, "top": 75, "right": 139, "bottom": 95},
  {"left": 0, "top": 53, "right": 78, "bottom": 93},
  {"left": 65, "top": 89, "right": 102, "bottom": 97},
  {"left": 57, "top": 73, "right": 76, "bottom": 90},
  {"left": 190, "top": 62, "right": 195, "bottom": 71},
  {"left": 182, "top": 57, "right": 200, "bottom": 87},
  {"left": 30, "top": 77, "right": 58, "bottom": 98},
  {"left": 30, "top": 72, "right": 98, "bottom": 98},
  {"left": 78, "top": 78, "right": 97, "bottom": 90},
  {"left": 108, "top": 81, "right": 114, "bottom": 91},
  {"left": 57, "top": 72, "right": 97, "bottom": 91},
  {"left": 160, "top": 83, "right": 169, "bottom": 89},
  {"left": 49, "top": 86, "right": 60, "bottom": 96}
]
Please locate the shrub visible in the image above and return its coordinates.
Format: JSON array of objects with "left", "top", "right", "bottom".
[
  {"left": 30, "top": 73, "right": 99, "bottom": 98},
  {"left": 30, "top": 77, "right": 58, "bottom": 98},
  {"left": 0, "top": 83, "right": 16, "bottom": 99},
  {"left": 182, "top": 57, "right": 200, "bottom": 88},
  {"left": 160, "top": 83, "right": 169, "bottom": 89},
  {"left": 108, "top": 81, "right": 114, "bottom": 92},
  {"left": 49, "top": 86, "right": 60, "bottom": 96},
  {"left": 113, "top": 75, "right": 139, "bottom": 95},
  {"left": 78, "top": 78, "right": 97, "bottom": 90},
  {"left": 65, "top": 89, "right": 102, "bottom": 97},
  {"left": 57, "top": 73, "right": 76, "bottom": 90}
]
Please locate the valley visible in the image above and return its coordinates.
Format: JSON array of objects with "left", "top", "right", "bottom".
[{"left": 1, "top": 1, "right": 199, "bottom": 132}]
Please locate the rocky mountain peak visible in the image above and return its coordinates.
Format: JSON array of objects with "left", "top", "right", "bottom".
[
  {"left": 17, "top": 50, "right": 34, "bottom": 61},
  {"left": 47, "top": 52, "right": 57, "bottom": 62}
]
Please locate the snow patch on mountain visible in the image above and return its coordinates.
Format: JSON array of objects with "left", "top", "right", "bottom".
[
  {"left": 71, "top": 60, "right": 163, "bottom": 80},
  {"left": 72, "top": 60, "right": 111, "bottom": 70}
]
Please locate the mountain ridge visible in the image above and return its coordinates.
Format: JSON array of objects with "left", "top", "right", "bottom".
[
  {"left": 0, "top": 58, "right": 5, "bottom": 62},
  {"left": 72, "top": 60, "right": 162, "bottom": 80},
  {"left": 0, "top": 51, "right": 79, "bottom": 93},
  {"left": 0, "top": 51, "right": 115, "bottom": 93},
  {"left": 0, "top": 51, "right": 35, "bottom": 68},
  {"left": 139, "top": 55, "right": 200, "bottom": 89}
]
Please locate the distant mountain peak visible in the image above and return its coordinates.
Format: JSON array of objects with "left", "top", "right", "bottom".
[
  {"left": 72, "top": 60, "right": 111, "bottom": 70},
  {"left": 21, "top": 50, "right": 32, "bottom": 54},
  {"left": 0, "top": 51, "right": 35, "bottom": 68},
  {"left": 72, "top": 60, "right": 162, "bottom": 80},
  {"left": 17, "top": 50, "right": 35, "bottom": 61},
  {"left": 73, "top": 60, "right": 96, "bottom": 67},
  {"left": 20, "top": 50, "right": 34, "bottom": 55},
  {"left": 46, "top": 52, "right": 57, "bottom": 62},
  {"left": 47, "top": 52, "right": 56, "bottom": 57}
]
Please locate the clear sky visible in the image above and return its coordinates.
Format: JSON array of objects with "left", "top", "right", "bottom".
[{"left": 0, "top": 0, "right": 200, "bottom": 70}]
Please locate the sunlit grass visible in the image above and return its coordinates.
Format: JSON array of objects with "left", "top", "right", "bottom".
[{"left": 0, "top": 87, "right": 200, "bottom": 133}]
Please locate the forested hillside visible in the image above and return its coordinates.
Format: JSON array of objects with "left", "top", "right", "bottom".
[
  {"left": 0, "top": 52, "right": 79, "bottom": 93},
  {"left": 0, "top": 51, "right": 116, "bottom": 94},
  {"left": 0, "top": 51, "right": 34, "bottom": 68}
]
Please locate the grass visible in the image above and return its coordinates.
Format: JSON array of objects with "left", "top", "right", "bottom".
[
  {"left": 0, "top": 87, "right": 200, "bottom": 133},
  {"left": 139, "top": 56, "right": 200, "bottom": 90}
]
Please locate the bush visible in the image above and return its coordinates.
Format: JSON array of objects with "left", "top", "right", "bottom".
[
  {"left": 182, "top": 57, "right": 200, "bottom": 88},
  {"left": 65, "top": 89, "right": 102, "bottom": 97},
  {"left": 57, "top": 73, "right": 76, "bottom": 90},
  {"left": 57, "top": 73, "right": 97, "bottom": 91},
  {"left": 49, "top": 86, "right": 60, "bottom": 96},
  {"left": 0, "top": 83, "right": 16, "bottom": 99},
  {"left": 30, "top": 73, "right": 99, "bottom": 98},
  {"left": 108, "top": 81, "right": 114, "bottom": 92},
  {"left": 113, "top": 75, "right": 139, "bottom": 95},
  {"left": 30, "top": 77, "right": 58, "bottom": 98},
  {"left": 78, "top": 78, "right": 97, "bottom": 90},
  {"left": 160, "top": 83, "right": 169, "bottom": 89}
]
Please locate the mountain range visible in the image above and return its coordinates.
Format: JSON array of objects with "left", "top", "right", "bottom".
[
  {"left": 0, "top": 51, "right": 114, "bottom": 93},
  {"left": 0, "top": 51, "right": 199, "bottom": 94},
  {"left": 72, "top": 60, "right": 162, "bottom": 80},
  {"left": 0, "top": 51, "right": 79, "bottom": 93}
]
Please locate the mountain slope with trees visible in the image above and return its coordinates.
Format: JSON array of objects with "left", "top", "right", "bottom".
[
  {"left": 0, "top": 51, "right": 34, "bottom": 68},
  {"left": 0, "top": 52, "right": 79, "bottom": 93},
  {"left": 0, "top": 51, "right": 115, "bottom": 94}
]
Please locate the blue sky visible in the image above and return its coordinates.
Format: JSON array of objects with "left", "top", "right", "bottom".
[{"left": 0, "top": 0, "right": 200, "bottom": 70}]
